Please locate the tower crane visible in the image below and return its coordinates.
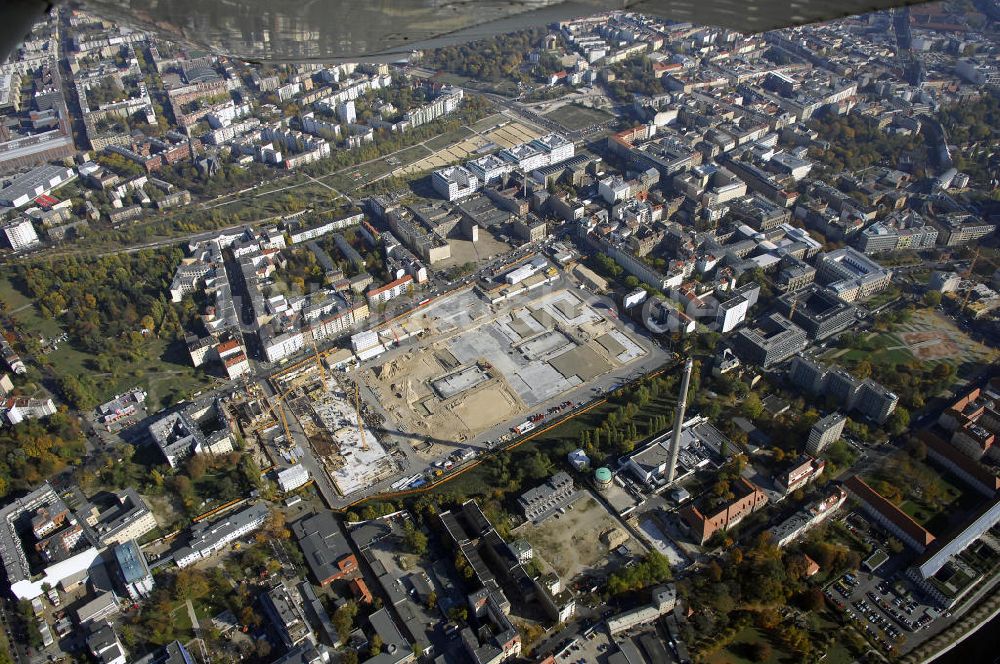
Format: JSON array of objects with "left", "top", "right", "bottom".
[
  {"left": 960, "top": 248, "right": 980, "bottom": 313},
  {"left": 354, "top": 382, "right": 368, "bottom": 451},
  {"left": 310, "top": 337, "right": 327, "bottom": 391},
  {"left": 275, "top": 399, "right": 293, "bottom": 451}
]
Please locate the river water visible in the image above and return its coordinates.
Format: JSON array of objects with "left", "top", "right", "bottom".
[{"left": 934, "top": 610, "right": 1000, "bottom": 664}]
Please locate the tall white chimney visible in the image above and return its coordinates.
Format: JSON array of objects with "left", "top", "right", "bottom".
[{"left": 666, "top": 357, "right": 694, "bottom": 484}]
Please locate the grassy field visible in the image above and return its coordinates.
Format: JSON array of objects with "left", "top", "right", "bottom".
[
  {"left": 826, "top": 332, "right": 913, "bottom": 366},
  {"left": 899, "top": 477, "right": 963, "bottom": 527},
  {"left": 1, "top": 274, "right": 215, "bottom": 411},
  {"left": 424, "top": 126, "right": 474, "bottom": 151},
  {"left": 469, "top": 113, "right": 507, "bottom": 133},
  {"left": 705, "top": 627, "right": 787, "bottom": 664},
  {"left": 544, "top": 103, "right": 614, "bottom": 131}
]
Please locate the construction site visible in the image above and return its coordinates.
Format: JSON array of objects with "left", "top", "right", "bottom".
[
  {"left": 360, "top": 286, "right": 650, "bottom": 452},
  {"left": 240, "top": 359, "right": 398, "bottom": 498}
]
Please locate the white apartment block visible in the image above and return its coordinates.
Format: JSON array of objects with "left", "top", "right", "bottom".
[
  {"left": 432, "top": 166, "right": 479, "bottom": 201},
  {"left": 174, "top": 503, "right": 269, "bottom": 568},
  {"left": 366, "top": 275, "right": 413, "bottom": 306},
  {"left": 531, "top": 133, "right": 575, "bottom": 164},
  {"left": 1, "top": 218, "right": 40, "bottom": 251},
  {"left": 277, "top": 464, "right": 310, "bottom": 492},
  {"left": 501, "top": 143, "right": 548, "bottom": 172},
  {"left": 467, "top": 154, "right": 512, "bottom": 186},
  {"left": 336, "top": 100, "right": 356, "bottom": 124},
  {"left": 263, "top": 330, "right": 305, "bottom": 363}
]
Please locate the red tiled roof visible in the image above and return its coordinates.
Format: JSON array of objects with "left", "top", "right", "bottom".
[
  {"left": 216, "top": 338, "right": 241, "bottom": 353},
  {"left": 919, "top": 431, "right": 1000, "bottom": 493},
  {"left": 367, "top": 274, "right": 412, "bottom": 297},
  {"left": 223, "top": 352, "right": 247, "bottom": 367},
  {"left": 844, "top": 476, "right": 936, "bottom": 547}
]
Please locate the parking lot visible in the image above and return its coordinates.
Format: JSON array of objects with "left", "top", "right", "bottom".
[{"left": 827, "top": 569, "right": 940, "bottom": 654}]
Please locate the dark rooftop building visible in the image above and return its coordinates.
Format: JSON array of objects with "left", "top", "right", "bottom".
[
  {"left": 291, "top": 512, "right": 358, "bottom": 586},
  {"left": 731, "top": 313, "right": 807, "bottom": 367},
  {"left": 775, "top": 285, "right": 856, "bottom": 340}
]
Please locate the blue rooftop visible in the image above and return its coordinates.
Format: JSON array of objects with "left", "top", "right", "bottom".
[{"left": 114, "top": 539, "right": 150, "bottom": 584}]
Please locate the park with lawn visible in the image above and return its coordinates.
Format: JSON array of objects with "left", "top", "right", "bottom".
[{"left": 545, "top": 102, "right": 615, "bottom": 131}]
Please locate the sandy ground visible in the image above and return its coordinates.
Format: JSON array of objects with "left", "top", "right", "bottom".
[
  {"left": 397, "top": 121, "right": 543, "bottom": 175},
  {"left": 894, "top": 310, "right": 998, "bottom": 363},
  {"left": 518, "top": 492, "right": 647, "bottom": 580}
]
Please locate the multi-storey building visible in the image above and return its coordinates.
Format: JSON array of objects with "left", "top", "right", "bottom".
[
  {"left": 775, "top": 285, "right": 856, "bottom": 340},
  {"left": 1, "top": 218, "right": 40, "bottom": 251},
  {"left": 518, "top": 472, "right": 576, "bottom": 522},
  {"left": 366, "top": 275, "right": 414, "bottom": 307},
  {"left": 807, "top": 412, "right": 846, "bottom": 455},
  {"left": 815, "top": 247, "right": 893, "bottom": 302},
  {"left": 174, "top": 503, "right": 269, "bottom": 568},
  {"left": 774, "top": 454, "right": 825, "bottom": 494},
  {"left": 114, "top": 539, "right": 153, "bottom": 600},
  {"left": 89, "top": 488, "right": 158, "bottom": 546},
  {"left": 291, "top": 512, "right": 358, "bottom": 586},
  {"left": 855, "top": 214, "right": 938, "bottom": 255},
  {"left": 432, "top": 165, "right": 479, "bottom": 201},
  {"left": 467, "top": 154, "right": 512, "bottom": 186},
  {"left": 934, "top": 214, "right": 996, "bottom": 247},
  {"left": 845, "top": 476, "right": 935, "bottom": 552},
  {"left": 788, "top": 354, "right": 898, "bottom": 424},
  {"left": 731, "top": 313, "right": 808, "bottom": 367}
]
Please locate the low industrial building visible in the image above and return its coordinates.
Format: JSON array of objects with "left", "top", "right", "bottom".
[
  {"left": 0, "top": 164, "right": 76, "bottom": 207},
  {"left": 679, "top": 477, "right": 768, "bottom": 545},
  {"left": 624, "top": 416, "right": 734, "bottom": 488}
]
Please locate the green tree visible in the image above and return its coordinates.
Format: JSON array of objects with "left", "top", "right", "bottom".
[
  {"left": 173, "top": 568, "right": 210, "bottom": 601},
  {"left": 403, "top": 522, "right": 428, "bottom": 556},
  {"left": 887, "top": 406, "right": 910, "bottom": 436},
  {"left": 742, "top": 392, "right": 765, "bottom": 420},
  {"left": 333, "top": 601, "right": 359, "bottom": 642}
]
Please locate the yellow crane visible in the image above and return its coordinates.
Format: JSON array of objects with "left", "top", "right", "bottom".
[
  {"left": 961, "top": 248, "right": 980, "bottom": 313},
  {"left": 310, "top": 337, "right": 327, "bottom": 391},
  {"left": 353, "top": 382, "right": 367, "bottom": 451},
  {"left": 276, "top": 399, "right": 293, "bottom": 448}
]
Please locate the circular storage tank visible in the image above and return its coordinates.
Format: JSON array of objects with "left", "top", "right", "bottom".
[{"left": 595, "top": 466, "right": 613, "bottom": 490}]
